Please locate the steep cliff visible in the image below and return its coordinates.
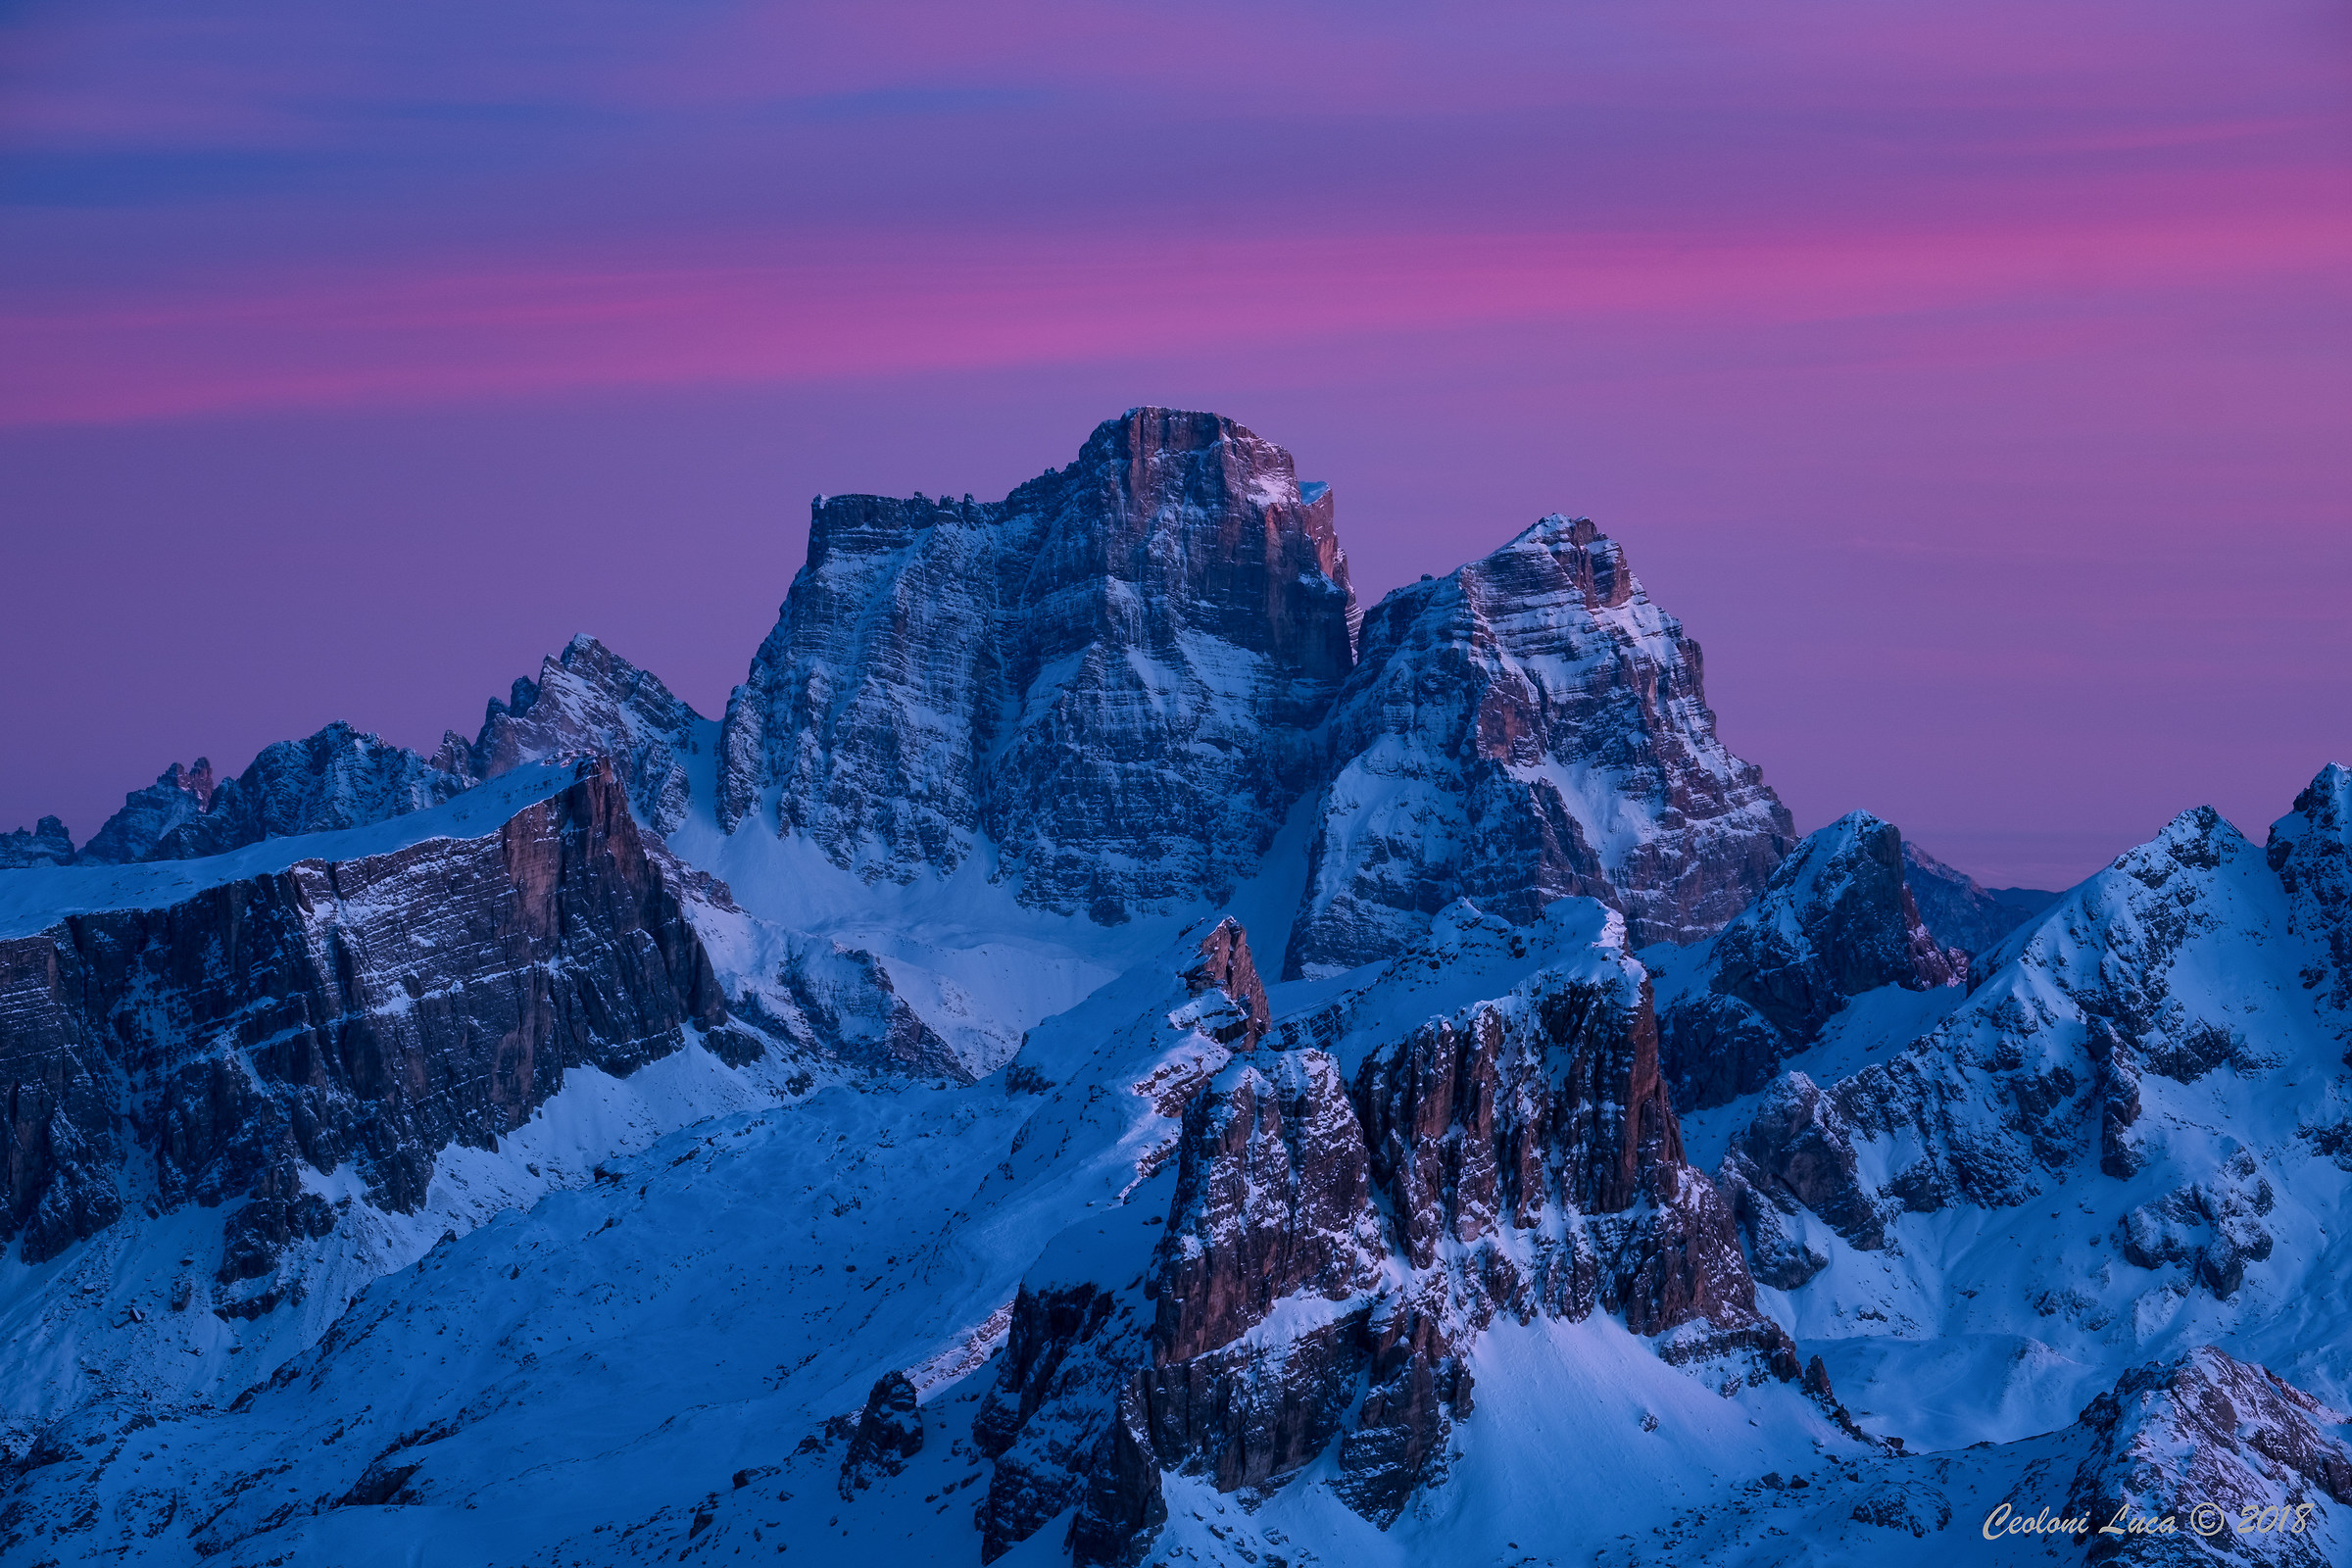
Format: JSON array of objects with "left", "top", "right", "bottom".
[
  {"left": 1901, "top": 838, "right": 2053, "bottom": 958},
  {"left": 443, "top": 634, "right": 708, "bottom": 838},
  {"left": 718, "top": 408, "right": 1358, "bottom": 922},
  {"left": 1284, "top": 514, "right": 1795, "bottom": 976},
  {"left": 1651, "top": 811, "right": 1964, "bottom": 1112},
  {"left": 0, "top": 761, "right": 756, "bottom": 1269}
]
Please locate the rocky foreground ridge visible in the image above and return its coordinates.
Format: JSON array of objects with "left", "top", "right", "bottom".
[
  {"left": 0, "top": 411, "right": 2344, "bottom": 1568},
  {"left": 959, "top": 907, "right": 1794, "bottom": 1564}
]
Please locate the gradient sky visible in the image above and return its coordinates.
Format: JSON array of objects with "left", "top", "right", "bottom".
[{"left": 3, "top": 0, "right": 2347, "bottom": 888}]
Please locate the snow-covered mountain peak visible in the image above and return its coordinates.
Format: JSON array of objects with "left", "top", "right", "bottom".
[
  {"left": 1283, "top": 512, "right": 1795, "bottom": 974},
  {"left": 716, "top": 411, "right": 1358, "bottom": 921},
  {"left": 448, "top": 632, "right": 706, "bottom": 835},
  {"left": 0, "top": 814, "right": 74, "bottom": 869},
  {"left": 1899, "top": 835, "right": 2053, "bottom": 958},
  {"left": 2268, "top": 761, "right": 2352, "bottom": 1014},
  {"left": 1493, "top": 512, "right": 1636, "bottom": 608}
]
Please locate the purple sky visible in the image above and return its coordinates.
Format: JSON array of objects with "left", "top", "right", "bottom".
[{"left": 3, "top": 0, "right": 2347, "bottom": 888}]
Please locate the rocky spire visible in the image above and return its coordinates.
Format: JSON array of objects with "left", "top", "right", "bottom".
[{"left": 448, "top": 634, "right": 705, "bottom": 836}]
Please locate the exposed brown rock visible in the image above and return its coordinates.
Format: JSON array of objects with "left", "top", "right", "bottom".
[
  {"left": 0, "top": 761, "right": 751, "bottom": 1264},
  {"left": 1177, "top": 918, "right": 1270, "bottom": 1052}
]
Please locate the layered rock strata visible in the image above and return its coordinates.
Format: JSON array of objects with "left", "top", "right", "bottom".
[
  {"left": 0, "top": 760, "right": 755, "bottom": 1266},
  {"left": 974, "top": 907, "right": 1788, "bottom": 1567},
  {"left": 718, "top": 409, "right": 1359, "bottom": 922},
  {"left": 1285, "top": 514, "right": 1794, "bottom": 974}
]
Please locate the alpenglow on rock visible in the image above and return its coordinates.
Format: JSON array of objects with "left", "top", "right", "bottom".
[
  {"left": 440, "top": 633, "right": 708, "bottom": 837},
  {"left": 717, "top": 414, "right": 1792, "bottom": 948},
  {"left": 718, "top": 408, "right": 1359, "bottom": 921},
  {"left": 1283, "top": 514, "right": 1796, "bottom": 974}
]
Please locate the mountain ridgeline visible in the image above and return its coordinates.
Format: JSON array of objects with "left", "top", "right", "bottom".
[{"left": 7, "top": 410, "right": 2342, "bottom": 1568}]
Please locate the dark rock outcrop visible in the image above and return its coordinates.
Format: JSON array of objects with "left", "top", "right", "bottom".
[
  {"left": 972, "top": 1282, "right": 1138, "bottom": 1563},
  {"left": 1176, "top": 918, "right": 1270, "bottom": 1051},
  {"left": 1719, "top": 1073, "right": 1886, "bottom": 1256},
  {"left": 0, "top": 760, "right": 752, "bottom": 1265},
  {"left": 1658, "top": 813, "right": 1964, "bottom": 1112},
  {"left": 1900, "top": 839, "right": 2052, "bottom": 959},
  {"left": 0, "top": 816, "right": 74, "bottom": 869},
  {"left": 1151, "top": 1052, "right": 1383, "bottom": 1363},
  {"left": 839, "top": 1371, "right": 925, "bottom": 1497},
  {"left": 2270, "top": 761, "right": 2352, "bottom": 1013}
]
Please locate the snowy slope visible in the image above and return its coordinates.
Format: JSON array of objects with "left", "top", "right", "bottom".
[
  {"left": 4, "top": 409, "right": 2347, "bottom": 1568},
  {"left": 1693, "top": 772, "right": 2352, "bottom": 1475}
]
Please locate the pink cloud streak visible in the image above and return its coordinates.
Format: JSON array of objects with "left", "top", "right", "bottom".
[{"left": 9, "top": 194, "right": 2347, "bottom": 427}]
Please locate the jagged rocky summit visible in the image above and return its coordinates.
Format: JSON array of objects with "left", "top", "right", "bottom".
[
  {"left": 953, "top": 907, "right": 1802, "bottom": 1564},
  {"left": 1285, "top": 512, "right": 1797, "bottom": 973},
  {"left": 1900, "top": 837, "right": 2057, "bottom": 958},
  {"left": 1650, "top": 809, "right": 1965, "bottom": 1113},
  {"left": 716, "top": 408, "right": 1794, "bottom": 965},
  {"left": 714, "top": 407, "right": 1358, "bottom": 922},
  {"left": 6, "top": 407, "right": 2342, "bottom": 1568}
]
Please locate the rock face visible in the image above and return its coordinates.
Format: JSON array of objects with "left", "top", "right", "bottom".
[
  {"left": 1900, "top": 839, "right": 2052, "bottom": 958},
  {"left": 1716, "top": 1072, "right": 1886, "bottom": 1288},
  {"left": 0, "top": 760, "right": 754, "bottom": 1267},
  {"left": 972, "top": 906, "right": 1788, "bottom": 1567},
  {"left": 1654, "top": 812, "right": 1964, "bottom": 1111},
  {"left": 1285, "top": 514, "right": 1794, "bottom": 976},
  {"left": 839, "top": 1371, "right": 925, "bottom": 1498},
  {"left": 441, "top": 634, "right": 707, "bottom": 838},
  {"left": 2270, "top": 761, "right": 2352, "bottom": 1014},
  {"left": 2064, "top": 1348, "right": 2352, "bottom": 1567},
  {"left": 716, "top": 417, "right": 1793, "bottom": 947},
  {"left": 74, "top": 726, "right": 467, "bottom": 865},
  {"left": 0, "top": 817, "right": 74, "bottom": 869},
  {"left": 719, "top": 409, "right": 1358, "bottom": 921}
]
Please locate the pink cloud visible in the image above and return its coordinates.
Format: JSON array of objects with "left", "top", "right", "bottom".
[{"left": 7, "top": 183, "right": 2346, "bottom": 427}]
